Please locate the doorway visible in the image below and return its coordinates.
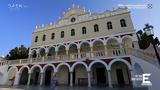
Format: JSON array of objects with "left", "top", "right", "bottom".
[
  {"left": 34, "top": 72, "right": 39, "bottom": 85},
  {"left": 116, "top": 69, "right": 125, "bottom": 85},
  {"left": 96, "top": 68, "right": 106, "bottom": 85},
  {"left": 45, "top": 69, "right": 52, "bottom": 85}
]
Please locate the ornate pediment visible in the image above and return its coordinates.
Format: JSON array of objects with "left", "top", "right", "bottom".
[{"left": 62, "top": 7, "right": 88, "bottom": 19}]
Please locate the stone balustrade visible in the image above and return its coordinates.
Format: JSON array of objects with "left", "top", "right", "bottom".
[{"left": 0, "top": 48, "right": 158, "bottom": 67}]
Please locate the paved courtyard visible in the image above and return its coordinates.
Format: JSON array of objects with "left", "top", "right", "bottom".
[{"left": 0, "top": 85, "right": 148, "bottom": 90}]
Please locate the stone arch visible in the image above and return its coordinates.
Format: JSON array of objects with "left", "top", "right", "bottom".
[
  {"left": 56, "top": 63, "right": 71, "bottom": 85},
  {"left": 47, "top": 46, "right": 56, "bottom": 56},
  {"left": 56, "top": 63, "right": 71, "bottom": 72},
  {"left": 43, "top": 64, "right": 55, "bottom": 85},
  {"left": 80, "top": 41, "right": 91, "bottom": 53},
  {"left": 72, "top": 62, "right": 89, "bottom": 85},
  {"left": 58, "top": 45, "right": 66, "bottom": 55},
  {"left": 68, "top": 43, "right": 78, "bottom": 54},
  {"left": 106, "top": 37, "right": 120, "bottom": 43},
  {"left": 31, "top": 50, "right": 37, "bottom": 58},
  {"left": 106, "top": 38, "right": 121, "bottom": 56},
  {"left": 106, "top": 37, "right": 120, "bottom": 49},
  {"left": 89, "top": 60, "right": 109, "bottom": 85},
  {"left": 30, "top": 65, "right": 42, "bottom": 73},
  {"left": 80, "top": 41, "right": 90, "bottom": 47},
  {"left": 122, "top": 36, "right": 133, "bottom": 48},
  {"left": 108, "top": 59, "right": 132, "bottom": 70},
  {"left": 8, "top": 66, "right": 18, "bottom": 73},
  {"left": 92, "top": 40, "right": 104, "bottom": 51},
  {"left": 7, "top": 66, "right": 18, "bottom": 85},
  {"left": 71, "top": 62, "right": 89, "bottom": 72},
  {"left": 19, "top": 66, "right": 30, "bottom": 73},
  {"left": 19, "top": 66, "right": 29, "bottom": 85},
  {"left": 92, "top": 39, "right": 105, "bottom": 46},
  {"left": 42, "top": 64, "right": 56, "bottom": 73},
  {"left": 88, "top": 60, "right": 109, "bottom": 71},
  {"left": 109, "top": 59, "right": 132, "bottom": 86},
  {"left": 39, "top": 48, "right": 46, "bottom": 57},
  {"left": 30, "top": 65, "right": 41, "bottom": 85}
]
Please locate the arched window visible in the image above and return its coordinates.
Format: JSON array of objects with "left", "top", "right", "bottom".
[
  {"left": 71, "top": 29, "right": 75, "bottom": 36},
  {"left": 120, "top": 19, "right": 127, "bottom": 27},
  {"left": 51, "top": 33, "right": 55, "bottom": 40},
  {"left": 82, "top": 27, "right": 86, "bottom": 34},
  {"left": 61, "top": 31, "right": 64, "bottom": 38},
  {"left": 35, "top": 36, "right": 38, "bottom": 42},
  {"left": 94, "top": 24, "right": 99, "bottom": 32},
  {"left": 42, "top": 35, "right": 46, "bottom": 41},
  {"left": 107, "top": 21, "right": 113, "bottom": 30}
]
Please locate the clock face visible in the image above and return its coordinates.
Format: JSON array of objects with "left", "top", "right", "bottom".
[{"left": 71, "top": 17, "right": 76, "bottom": 22}]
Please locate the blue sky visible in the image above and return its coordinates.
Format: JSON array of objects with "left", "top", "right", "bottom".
[{"left": 0, "top": 0, "right": 160, "bottom": 56}]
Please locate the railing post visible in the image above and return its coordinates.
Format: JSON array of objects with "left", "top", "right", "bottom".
[
  {"left": 90, "top": 47, "right": 94, "bottom": 58},
  {"left": 104, "top": 45, "right": 107, "bottom": 56},
  {"left": 78, "top": 48, "right": 81, "bottom": 59},
  {"left": 42, "top": 57, "right": 45, "bottom": 62},
  {"left": 30, "top": 58, "right": 32, "bottom": 63},
  {"left": 19, "top": 59, "right": 22, "bottom": 64}
]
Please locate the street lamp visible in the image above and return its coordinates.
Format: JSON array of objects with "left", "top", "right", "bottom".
[
  {"left": 143, "top": 24, "right": 154, "bottom": 36},
  {"left": 140, "top": 24, "right": 160, "bottom": 64}
]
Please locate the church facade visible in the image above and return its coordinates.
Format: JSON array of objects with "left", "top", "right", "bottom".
[{"left": 1, "top": 6, "right": 160, "bottom": 90}]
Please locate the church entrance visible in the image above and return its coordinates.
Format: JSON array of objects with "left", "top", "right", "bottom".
[
  {"left": 96, "top": 68, "right": 106, "bottom": 85},
  {"left": 116, "top": 69, "right": 125, "bottom": 85},
  {"left": 44, "top": 66, "right": 53, "bottom": 85}
]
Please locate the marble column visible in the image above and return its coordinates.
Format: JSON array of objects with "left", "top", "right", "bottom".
[
  {"left": 40, "top": 72, "right": 44, "bottom": 86},
  {"left": 88, "top": 71, "right": 91, "bottom": 87},
  {"left": 107, "top": 70, "right": 113, "bottom": 88},
  {"left": 70, "top": 72, "right": 73, "bottom": 87},
  {"left": 27, "top": 73, "right": 31, "bottom": 86}
]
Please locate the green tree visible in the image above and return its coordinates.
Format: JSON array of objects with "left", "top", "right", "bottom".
[{"left": 5, "top": 45, "right": 29, "bottom": 60}]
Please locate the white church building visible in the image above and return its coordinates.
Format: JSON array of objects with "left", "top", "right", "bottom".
[{"left": 0, "top": 6, "right": 160, "bottom": 90}]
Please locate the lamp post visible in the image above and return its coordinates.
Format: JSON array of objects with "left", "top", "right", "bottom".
[{"left": 137, "top": 24, "right": 160, "bottom": 64}]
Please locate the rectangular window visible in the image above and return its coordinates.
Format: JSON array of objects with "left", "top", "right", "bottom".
[
  {"left": 61, "top": 31, "right": 64, "bottom": 38},
  {"left": 94, "top": 24, "right": 99, "bottom": 32},
  {"left": 35, "top": 36, "right": 38, "bottom": 42},
  {"left": 82, "top": 27, "right": 86, "bottom": 34},
  {"left": 107, "top": 22, "right": 113, "bottom": 30},
  {"left": 42, "top": 35, "right": 46, "bottom": 41},
  {"left": 71, "top": 29, "right": 75, "bottom": 36},
  {"left": 51, "top": 33, "right": 55, "bottom": 39}
]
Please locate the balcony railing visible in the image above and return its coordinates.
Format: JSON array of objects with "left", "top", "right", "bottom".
[
  {"left": 126, "top": 48, "right": 159, "bottom": 67},
  {"left": 4, "top": 48, "right": 158, "bottom": 67}
]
